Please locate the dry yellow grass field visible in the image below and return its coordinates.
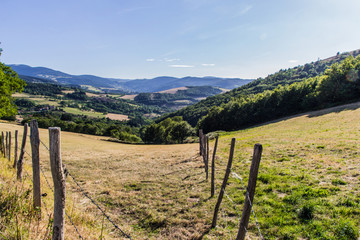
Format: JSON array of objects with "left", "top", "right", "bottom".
[{"left": 1, "top": 102, "right": 360, "bottom": 239}]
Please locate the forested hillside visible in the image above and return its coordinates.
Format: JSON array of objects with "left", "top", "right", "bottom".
[
  {"left": 199, "top": 55, "right": 360, "bottom": 133},
  {"left": 160, "top": 50, "right": 360, "bottom": 126}
]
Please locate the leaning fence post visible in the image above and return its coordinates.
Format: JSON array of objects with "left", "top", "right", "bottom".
[
  {"left": 199, "top": 129, "right": 203, "bottom": 156},
  {"left": 211, "top": 138, "right": 236, "bottom": 228},
  {"left": 236, "top": 144, "right": 263, "bottom": 240},
  {"left": 8, "top": 131, "right": 11, "bottom": 161},
  {"left": 17, "top": 124, "right": 28, "bottom": 181},
  {"left": 13, "top": 130, "right": 18, "bottom": 168},
  {"left": 211, "top": 136, "right": 219, "bottom": 198},
  {"left": 30, "top": 120, "right": 41, "bottom": 211},
  {"left": 49, "top": 127, "right": 65, "bottom": 240}
]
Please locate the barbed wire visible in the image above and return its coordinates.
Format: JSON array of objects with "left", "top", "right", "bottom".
[
  {"left": 38, "top": 137, "right": 132, "bottom": 239},
  {"left": 231, "top": 171, "right": 245, "bottom": 187},
  {"left": 23, "top": 168, "right": 51, "bottom": 218},
  {"left": 246, "top": 192, "right": 264, "bottom": 240},
  {"left": 39, "top": 139, "right": 50, "bottom": 152},
  {"left": 25, "top": 149, "right": 84, "bottom": 239},
  {"left": 65, "top": 209, "right": 84, "bottom": 239},
  {"left": 221, "top": 207, "right": 232, "bottom": 240},
  {"left": 67, "top": 171, "right": 132, "bottom": 239},
  {"left": 220, "top": 169, "right": 264, "bottom": 240},
  {"left": 223, "top": 191, "right": 242, "bottom": 220}
]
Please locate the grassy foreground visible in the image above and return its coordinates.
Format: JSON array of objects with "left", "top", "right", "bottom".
[{"left": 1, "top": 101, "right": 360, "bottom": 239}]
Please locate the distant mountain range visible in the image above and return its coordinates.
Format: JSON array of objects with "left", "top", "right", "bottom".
[{"left": 9, "top": 64, "right": 253, "bottom": 93}]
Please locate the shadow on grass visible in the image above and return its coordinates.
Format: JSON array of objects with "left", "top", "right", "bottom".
[
  {"left": 195, "top": 227, "right": 212, "bottom": 240},
  {"left": 307, "top": 101, "right": 360, "bottom": 118}
]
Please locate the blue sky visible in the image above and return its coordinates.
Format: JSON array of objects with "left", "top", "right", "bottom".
[{"left": 1, "top": 0, "right": 360, "bottom": 79}]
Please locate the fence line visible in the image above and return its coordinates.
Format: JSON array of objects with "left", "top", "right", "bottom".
[
  {"left": 23, "top": 168, "right": 51, "bottom": 219},
  {"left": 26, "top": 141, "right": 84, "bottom": 239},
  {"left": 67, "top": 171, "right": 132, "bottom": 239},
  {"left": 206, "top": 136, "right": 264, "bottom": 240},
  {"left": 38, "top": 134, "right": 130, "bottom": 239},
  {"left": 246, "top": 193, "right": 264, "bottom": 240},
  {"left": 41, "top": 139, "right": 131, "bottom": 239},
  {"left": 2, "top": 124, "right": 265, "bottom": 239}
]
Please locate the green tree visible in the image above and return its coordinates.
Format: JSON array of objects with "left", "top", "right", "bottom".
[
  {"left": 0, "top": 62, "right": 25, "bottom": 118},
  {"left": 169, "top": 121, "right": 194, "bottom": 143}
]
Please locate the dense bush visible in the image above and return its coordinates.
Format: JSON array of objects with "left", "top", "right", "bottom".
[{"left": 142, "top": 116, "right": 195, "bottom": 144}]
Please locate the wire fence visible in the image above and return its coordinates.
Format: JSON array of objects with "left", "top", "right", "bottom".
[
  {"left": 3, "top": 131, "right": 131, "bottom": 239},
  {"left": 25, "top": 147, "right": 84, "bottom": 239},
  {"left": 229, "top": 169, "right": 264, "bottom": 240},
  {"left": 3, "top": 126, "right": 264, "bottom": 240},
  {"left": 38, "top": 138, "right": 131, "bottom": 239}
]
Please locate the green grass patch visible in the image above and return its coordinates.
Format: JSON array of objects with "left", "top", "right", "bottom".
[{"left": 63, "top": 107, "right": 105, "bottom": 118}]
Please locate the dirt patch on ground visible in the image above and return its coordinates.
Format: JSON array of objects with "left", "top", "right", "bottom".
[
  {"left": 106, "top": 113, "right": 129, "bottom": 121},
  {"left": 120, "top": 94, "right": 137, "bottom": 100}
]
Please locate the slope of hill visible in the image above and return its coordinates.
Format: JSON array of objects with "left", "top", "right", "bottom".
[
  {"left": 9, "top": 64, "right": 253, "bottom": 93},
  {"left": 1, "top": 101, "right": 360, "bottom": 239},
  {"left": 160, "top": 49, "right": 360, "bottom": 126}
]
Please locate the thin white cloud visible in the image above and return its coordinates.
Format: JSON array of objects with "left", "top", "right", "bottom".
[
  {"left": 238, "top": 5, "right": 253, "bottom": 16},
  {"left": 170, "top": 64, "right": 194, "bottom": 68},
  {"left": 289, "top": 60, "right": 298, "bottom": 63},
  {"left": 260, "top": 33, "right": 268, "bottom": 40},
  {"left": 146, "top": 58, "right": 155, "bottom": 62},
  {"left": 202, "top": 63, "right": 215, "bottom": 67},
  {"left": 164, "top": 58, "right": 180, "bottom": 62}
]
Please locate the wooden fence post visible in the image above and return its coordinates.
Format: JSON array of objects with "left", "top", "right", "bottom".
[
  {"left": 0, "top": 132, "right": 3, "bottom": 156},
  {"left": 211, "top": 136, "right": 219, "bottom": 198},
  {"left": 30, "top": 120, "right": 41, "bottom": 211},
  {"left": 199, "top": 129, "right": 203, "bottom": 156},
  {"left": 202, "top": 135, "right": 208, "bottom": 179},
  {"left": 236, "top": 144, "right": 263, "bottom": 240},
  {"left": 17, "top": 124, "right": 28, "bottom": 181},
  {"left": 8, "top": 131, "right": 11, "bottom": 161},
  {"left": 2, "top": 132, "right": 5, "bottom": 158},
  {"left": 13, "top": 130, "right": 18, "bottom": 168},
  {"left": 5, "top": 131, "right": 8, "bottom": 159},
  {"left": 206, "top": 136, "right": 209, "bottom": 180},
  {"left": 49, "top": 127, "right": 65, "bottom": 240},
  {"left": 211, "top": 138, "right": 236, "bottom": 228}
]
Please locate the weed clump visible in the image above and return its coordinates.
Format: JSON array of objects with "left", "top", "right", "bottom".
[
  {"left": 332, "top": 178, "right": 347, "bottom": 186},
  {"left": 334, "top": 219, "right": 359, "bottom": 240},
  {"left": 297, "top": 203, "right": 315, "bottom": 222}
]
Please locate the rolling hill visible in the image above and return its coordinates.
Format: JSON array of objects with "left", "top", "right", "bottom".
[{"left": 9, "top": 64, "right": 253, "bottom": 93}]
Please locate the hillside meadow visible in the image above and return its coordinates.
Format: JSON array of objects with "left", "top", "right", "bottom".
[{"left": 1, "top": 102, "right": 360, "bottom": 239}]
